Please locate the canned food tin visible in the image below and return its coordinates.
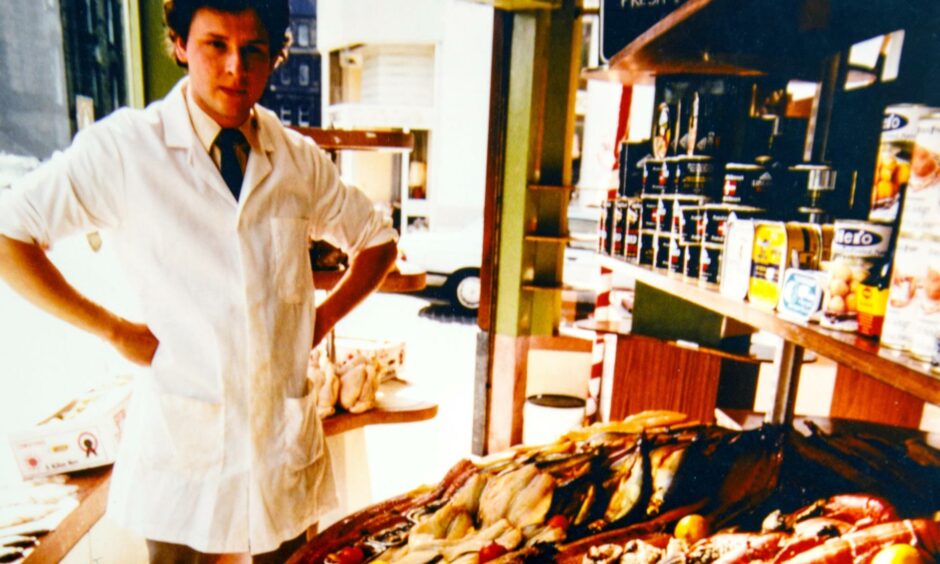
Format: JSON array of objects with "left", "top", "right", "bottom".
[
  {"left": 909, "top": 237, "right": 940, "bottom": 360},
  {"left": 869, "top": 104, "right": 933, "bottom": 223},
  {"left": 703, "top": 204, "right": 764, "bottom": 245},
  {"left": 625, "top": 200, "right": 642, "bottom": 260},
  {"left": 749, "top": 222, "right": 823, "bottom": 310},
  {"left": 685, "top": 244, "right": 701, "bottom": 279},
  {"left": 654, "top": 197, "right": 673, "bottom": 233},
  {"left": 723, "top": 163, "right": 773, "bottom": 208},
  {"left": 613, "top": 199, "right": 629, "bottom": 256},
  {"left": 881, "top": 235, "right": 926, "bottom": 350},
  {"left": 599, "top": 200, "right": 613, "bottom": 254},
  {"left": 669, "top": 237, "right": 685, "bottom": 274},
  {"left": 656, "top": 234, "right": 674, "bottom": 269},
  {"left": 676, "top": 204, "right": 705, "bottom": 244},
  {"left": 821, "top": 221, "right": 893, "bottom": 332},
  {"left": 641, "top": 196, "right": 658, "bottom": 230},
  {"left": 790, "top": 164, "right": 837, "bottom": 211},
  {"left": 900, "top": 113, "right": 940, "bottom": 235},
  {"left": 700, "top": 243, "right": 723, "bottom": 283},
  {"left": 639, "top": 229, "right": 656, "bottom": 266},
  {"left": 643, "top": 159, "right": 668, "bottom": 195},
  {"left": 675, "top": 155, "right": 716, "bottom": 197}
]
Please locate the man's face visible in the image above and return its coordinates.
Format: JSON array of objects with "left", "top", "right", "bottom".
[{"left": 174, "top": 8, "right": 274, "bottom": 128}]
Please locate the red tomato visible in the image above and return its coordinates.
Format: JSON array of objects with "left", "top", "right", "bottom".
[
  {"left": 478, "top": 542, "right": 508, "bottom": 562},
  {"left": 547, "top": 514, "right": 569, "bottom": 531},
  {"left": 334, "top": 545, "right": 365, "bottom": 564}
]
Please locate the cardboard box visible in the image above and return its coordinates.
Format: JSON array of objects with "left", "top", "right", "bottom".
[{"left": 8, "top": 377, "right": 131, "bottom": 480}]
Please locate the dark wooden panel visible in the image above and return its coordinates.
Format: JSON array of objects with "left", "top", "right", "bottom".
[
  {"left": 609, "top": 334, "right": 722, "bottom": 423},
  {"left": 830, "top": 364, "right": 925, "bottom": 429}
]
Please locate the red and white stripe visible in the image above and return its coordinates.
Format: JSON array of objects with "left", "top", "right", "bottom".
[{"left": 585, "top": 264, "right": 613, "bottom": 423}]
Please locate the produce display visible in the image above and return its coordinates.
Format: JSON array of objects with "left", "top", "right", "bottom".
[{"left": 288, "top": 412, "right": 940, "bottom": 563}]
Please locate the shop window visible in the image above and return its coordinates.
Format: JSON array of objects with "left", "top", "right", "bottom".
[
  {"left": 296, "top": 23, "right": 310, "bottom": 47},
  {"left": 845, "top": 30, "right": 905, "bottom": 91}
]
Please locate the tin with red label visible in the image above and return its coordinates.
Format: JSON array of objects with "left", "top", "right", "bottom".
[
  {"left": 675, "top": 203, "right": 705, "bottom": 244},
  {"left": 613, "top": 199, "right": 628, "bottom": 256},
  {"left": 638, "top": 229, "right": 656, "bottom": 266},
  {"left": 703, "top": 204, "right": 764, "bottom": 245},
  {"left": 723, "top": 163, "right": 773, "bottom": 208},
  {"left": 685, "top": 244, "right": 701, "bottom": 279},
  {"left": 700, "top": 243, "right": 723, "bottom": 283},
  {"left": 821, "top": 221, "right": 893, "bottom": 332},
  {"left": 599, "top": 201, "right": 613, "bottom": 254},
  {"left": 643, "top": 159, "right": 668, "bottom": 195},
  {"left": 656, "top": 234, "right": 674, "bottom": 269},
  {"left": 625, "top": 200, "right": 642, "bottom": 260},
  {"left": 654, "top": 198, "right": 673, "bottom": 234},
  {"left": 869, "top": 104, "right": 933, "bottom": 223},
  {"left": 669, "top": 236, "right": 685, "bottom": 275},
  {"left": 641, "top": 196, "right": 659, "bottom": 230}
]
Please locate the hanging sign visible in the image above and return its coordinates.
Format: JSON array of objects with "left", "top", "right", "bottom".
[{"left": 600, "top": 0, "right": 687, "bottom": 62}]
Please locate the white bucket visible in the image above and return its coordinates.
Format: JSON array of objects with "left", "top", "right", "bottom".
[{"left": 522, "top": 394, "right": 586, "bottom": 445}]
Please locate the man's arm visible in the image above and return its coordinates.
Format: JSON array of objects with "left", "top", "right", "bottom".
[
  {"left": 312, "top": 240, "right": 397, "bottom": 347},
  {"left": 0, "top": 235, "right": 158, "bottom": 365}
]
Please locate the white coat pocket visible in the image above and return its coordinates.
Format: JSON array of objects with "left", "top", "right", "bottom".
[
  {"left": 283, "top": 390, "right": 324, "bottom": 470},
  {"left": 271, "top": 218, "right": 313, "bottom": 304},
  {"left": 142, "top": 390, "right": 224, "bottom": 475}
]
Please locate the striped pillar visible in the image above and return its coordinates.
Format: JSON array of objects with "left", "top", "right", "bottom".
[{"left": 586, "top": 263, "right": 613, "bottom": 422}]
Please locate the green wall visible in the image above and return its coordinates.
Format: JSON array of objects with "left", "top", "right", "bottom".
[{"left": 141, "top": 0, "right": 185, "bottom": 103}]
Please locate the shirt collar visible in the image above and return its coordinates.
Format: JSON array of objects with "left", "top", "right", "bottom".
[{"left": 183, "top": 83, "right": 260, "bottom": 152}]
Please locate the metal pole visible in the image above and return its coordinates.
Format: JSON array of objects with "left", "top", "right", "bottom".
[{"left": 767, "top": 340, "right": 804, "bottom": 425}]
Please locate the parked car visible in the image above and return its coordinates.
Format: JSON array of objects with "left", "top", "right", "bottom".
[{"left": 398, "top": 221, "right": 484, "bottom": 312}]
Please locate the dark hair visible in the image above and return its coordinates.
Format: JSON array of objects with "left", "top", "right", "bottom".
[{"left": 163, "top": 0, "right": 291, "bottom": 67}]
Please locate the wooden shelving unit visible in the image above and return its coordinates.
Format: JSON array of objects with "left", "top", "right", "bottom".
[{"left": 599, "top": 255, "right": 940, "bottom": 406}]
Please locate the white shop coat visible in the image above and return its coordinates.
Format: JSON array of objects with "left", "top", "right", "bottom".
[{"left": 0, "top": 79, "right": 397, "bottom": 554}]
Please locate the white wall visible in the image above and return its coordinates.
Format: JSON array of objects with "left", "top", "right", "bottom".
[
  {"left": 318, "top": 0, "right": 443, "bottom": 51},
  {"left": 428, "top": 0, "right": 492, "bottom": 229},
  {"left": 318, "top": 0, "right": 493, "bottom": 233}
]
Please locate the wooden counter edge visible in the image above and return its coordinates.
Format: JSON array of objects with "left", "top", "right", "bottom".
[{"left": 23, "top": 401, "right": 438, "bottom": 563}]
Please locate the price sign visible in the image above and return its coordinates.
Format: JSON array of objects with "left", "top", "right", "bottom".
[{"left": 600, "top": 0, "right": 687, "bottom": 62}]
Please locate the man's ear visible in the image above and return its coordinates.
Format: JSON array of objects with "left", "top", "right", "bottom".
[{"left": 174, "top": 37, "right": 188, "bottom": 65}]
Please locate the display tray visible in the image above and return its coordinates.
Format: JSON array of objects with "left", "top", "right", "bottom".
[
  {"left": 14, "top": 389, "right": 436, "bottom": 563},
  {"left": 290, "top": 411, "right": 940, "bottom": 564}
]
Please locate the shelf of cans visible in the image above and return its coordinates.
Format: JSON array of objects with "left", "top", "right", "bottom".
[{"left": 599, "top": 103, "right": 940, "bottom": 378}]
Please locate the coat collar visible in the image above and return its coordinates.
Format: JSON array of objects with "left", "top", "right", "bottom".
[{"left": 160, "top": 78, "right": 276, "bottom": 207}]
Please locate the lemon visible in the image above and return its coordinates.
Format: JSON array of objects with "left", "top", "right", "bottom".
[
  {"left": 674, "top": 514, "right": 708, "bottom": 543},
  {"left": 871, "top": 544, "right": 924, "bottom": 564}
]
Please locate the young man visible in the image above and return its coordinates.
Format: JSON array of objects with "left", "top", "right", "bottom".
[{"left": 0, "top": 0, "right": 397, "bottom": 561}]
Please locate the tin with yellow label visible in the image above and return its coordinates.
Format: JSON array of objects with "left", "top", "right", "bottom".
[{"left": 749, "top": 222, "right": 823, "bottom": 311}]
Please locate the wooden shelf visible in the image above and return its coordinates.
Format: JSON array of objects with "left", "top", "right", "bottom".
[
  {"left": 289, "top": 127, "right": 414, "bottom": 153},
  {"left": 598, "top": 254, "right": 940, "bottom": 405},
  {"left": 603, "top": 0, "right": 939, "bottom": 82},
  {"left": 23, "top": 389, "right": 436, "bottom": 563}
]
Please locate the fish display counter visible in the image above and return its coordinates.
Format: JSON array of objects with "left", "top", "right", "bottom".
[{"left": 288, "top": 410, "right": 940, "bottom": 564}]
